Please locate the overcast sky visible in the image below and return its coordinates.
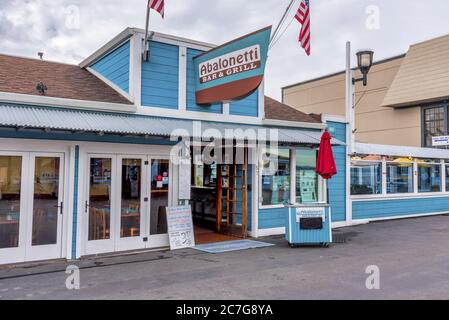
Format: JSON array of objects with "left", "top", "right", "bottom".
[{"left": 1, "top": 0, "right": 448, "bottom": 99}]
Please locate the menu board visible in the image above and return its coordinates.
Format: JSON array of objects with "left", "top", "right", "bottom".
[{"left": 166, "top": 206, "right": 195, "bottom": 250}]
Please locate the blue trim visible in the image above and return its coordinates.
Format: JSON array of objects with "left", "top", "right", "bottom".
[{"left": 71, "top": 145, "right": 80, "bottom": 260}]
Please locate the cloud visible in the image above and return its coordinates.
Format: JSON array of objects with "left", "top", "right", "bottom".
[{"left": 1, "top": 0, "right": 448, "bottom": 99}]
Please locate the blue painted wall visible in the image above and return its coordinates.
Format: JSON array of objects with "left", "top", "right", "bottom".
[
  {"left": 327, "top": 121, "right": 347, "bottom": 222},
  {"left": 230, "top": 90, "right": 259, "bottom": 117},
  {"left": 141, "top": 41, "right": 179, "bottom": 109},
  {"left": 259, "top": 207, "right": 289, "bottom": 229},
  {"left": 186, "top": 48, "right": 222, "bottom": 114},
  {"left": 353, "top": 197, "right": 449, "bottom": 220},
  {"left": 91, "top": 41, "right": 130, "bottom": 93}
]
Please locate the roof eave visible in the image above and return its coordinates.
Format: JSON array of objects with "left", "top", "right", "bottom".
[
  {"left": 79, "top": 27, "right": 217, "bottom": 68},
  {"left": 79, "top": 28, "right": 135, "bottom": 68},
  {"left": 262, "top": 118, "right": 325, "bottom": 130}
]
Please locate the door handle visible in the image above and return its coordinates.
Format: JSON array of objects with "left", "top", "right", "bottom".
[
  {"left": 54, "top": 202, "right": 63, "bottom": 215},
  {"left": 85, "top": 201, "right": 90, "bottom": 213}
]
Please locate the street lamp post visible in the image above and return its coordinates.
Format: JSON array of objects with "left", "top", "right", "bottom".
[
  {"left": 344, "top": 42, "right": 374, "bottom": 226},
  {"left": 345, "top": 43, "right": 375, "bottom": 155}
]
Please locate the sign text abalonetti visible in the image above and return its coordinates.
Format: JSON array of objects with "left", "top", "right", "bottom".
[
  {"left": 199, "top": 45, "right": 261, "bottom": 84},
  {"left": 193, "top": 26, "right": 271, "bottom": 105}
]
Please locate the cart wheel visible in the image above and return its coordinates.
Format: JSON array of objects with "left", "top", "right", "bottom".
[
  {"left": 322, "top": 243, "right": 330, "bottom": 248},
  {"left": 288, "top": 243, "right": 297, "bottom": 248}
]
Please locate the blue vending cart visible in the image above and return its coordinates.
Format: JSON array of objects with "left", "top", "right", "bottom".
[{"left": 286, "top": 204, "right": 332, "bottom": 248}]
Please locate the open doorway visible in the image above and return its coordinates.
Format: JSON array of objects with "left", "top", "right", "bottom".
[{"left": 190, "top": 147, "right": 249, "bottom": 244}]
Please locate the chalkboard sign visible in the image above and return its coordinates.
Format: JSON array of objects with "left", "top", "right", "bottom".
[{"left": 166, "top": 205, "right": 196, "bottom": 250}]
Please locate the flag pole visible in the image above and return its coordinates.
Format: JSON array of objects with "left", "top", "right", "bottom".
[
  {"left": 269, "top": 0, "right": 297, "bottom": 45},
  {"left": 143, "top": 0, "right": 151, "bottom": 61}
]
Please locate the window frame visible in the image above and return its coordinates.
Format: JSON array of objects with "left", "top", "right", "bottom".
[
  {"left": 417, "top": 161, "right": 443, "bottom": 193},
  {"left": 421, "top": 101, "right": 449, "bottom": 148},
  {"left": 350, "top": 159, "right": 383, "bottom": 196},
  {"left": 258, "top": 147, "right": 325, "bottom": 209},
  {"left": 351, "top": 156, "right": 449, "bottom": 200}
]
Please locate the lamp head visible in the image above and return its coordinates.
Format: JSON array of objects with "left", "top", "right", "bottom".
[{"left": 356, "top": 50, "right": 374, "bottom": 75}]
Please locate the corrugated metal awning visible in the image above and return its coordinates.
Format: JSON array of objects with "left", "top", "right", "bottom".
[
  {"left": 355, "top": 143, "right": 449, "bottom": 159},
  {"left": 0, "top": 104, "right": 344, "bottom": 145}
]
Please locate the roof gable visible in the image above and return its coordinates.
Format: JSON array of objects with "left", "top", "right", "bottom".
[{"left": 382, "top": 33, "right": 449, "bottom": 107}]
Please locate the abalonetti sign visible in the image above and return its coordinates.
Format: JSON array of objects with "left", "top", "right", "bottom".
[
  {"left": 194, "top": 26, "right": 271, "bottom": 105},
  {"left": 199, "top": 45, "right": 261, "bottom": 84}
]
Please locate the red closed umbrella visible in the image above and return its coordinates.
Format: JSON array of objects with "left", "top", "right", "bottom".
[{"left": 316, "top": 131, "right": 337, "bottom": 180}]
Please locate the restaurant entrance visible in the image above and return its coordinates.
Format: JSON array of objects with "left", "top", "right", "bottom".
[
  {"left": 84, "top": 154, "right": 173, "bottom": 255},
  {"left": 0, "top": 152, "right": 65, "bottom": 265},
  {"left": 190, "top": 147, "right": 249, "bottom": 244}
]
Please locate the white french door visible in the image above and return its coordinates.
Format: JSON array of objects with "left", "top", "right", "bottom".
[
  {"left": 0, "top": 152, "right": 65, "bottom": 265},
  {"left": 116, "top": 155, "right": 146, "bottom": 252},
  {"left": 144, "top": 157, "right": 171, "bottom": 249},
  {"left": 25, "top": 153, "right": 65, "bottom": 262},
  {"left": 84, "top": 154, "right": 173, "bottom": 256},
  {"left": 85, "top": 155, "right": 117, "bottom": 255}
]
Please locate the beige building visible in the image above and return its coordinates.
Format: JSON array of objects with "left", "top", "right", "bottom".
[{"left": 282, "top": 33, "right": 449, "bottom": 148}]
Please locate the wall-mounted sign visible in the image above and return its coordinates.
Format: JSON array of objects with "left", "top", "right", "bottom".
[
  {"left": 193, "top": 26, "right": 272, "bottom": 105},
  {"left": 432, "top": 136, "right": 449, "bottom": 147}
]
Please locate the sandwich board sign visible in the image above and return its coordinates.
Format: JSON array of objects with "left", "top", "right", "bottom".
[
  {"left": 432, "top": 136, "right": 449, "bottom": 147},
  {"left": 193, "top": 26, "right": 271, "bottom": 105},
  {"left": 166, "top": 206, "right": 195, "bottom": 250}
]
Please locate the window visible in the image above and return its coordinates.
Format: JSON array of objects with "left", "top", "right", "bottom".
[
  {"left": 261, "top": 148, "right": 291, "bottom": 206},
  {"left": 386, "top": 157, "right": 414, "bottom": 194},
  {"left": 350, "top": 160, "right": 382, "bottom": 195},
  {"left": 423, "top": 103, "right": 449, "bottom": 148},
  {"left": 418, "top": 160, "right": 441, "bottom": 193},
  {"left": 296, "top": 149, "right": 318, "bottom": 203}
]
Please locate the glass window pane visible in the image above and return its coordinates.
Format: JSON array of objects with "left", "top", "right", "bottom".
[
  {"left": 89, "top": 158, "right": 112, "bottom": 241},
  {"left": 418, "top": 162, "right": 441, "bottom": 193},
  {"left": 387, "top": 162, "right": 414, "bottom": 194},
  {"left": 351, "top": 161, "right": 382, "bottom": 195},
  {"left": 261, "top": 148, "right": 291, "bottom": 206},
  {"left": 150, "top": 159, "right": 170, "bottom": 235},
  {"left": 32, "top": 157, "right": 60, "bottom": 246},
  {"left": 121, "top": 159, "right": 141, "bottom": 238},
  {"left": 296, "top": 149, "right": 318, "bottom": 203},
  {"left": 423, "top": 107, "right": 446, "bottom": 147},
  {"left": 0, "top": 156, "right": 22, "bottom": 249}
]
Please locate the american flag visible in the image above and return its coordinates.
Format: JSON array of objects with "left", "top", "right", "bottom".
[
  {"left": 149, "top": 0, "right": 165, "bottom": 18},
  {"left": 295, "top": 0, "right": 311, "bottom": 56}
]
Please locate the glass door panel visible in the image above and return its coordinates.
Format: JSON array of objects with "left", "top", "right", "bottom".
[
  {"left": 89, "top": 158, "right": 112, "bottom": 241},
  {"left": 121, "top": 159, "right": 142, "bottom": 238},
  {"left": 150, "top": 159, "right": 170, "bottom": 236},
  {"left": 0, "top": 156, "right": 22, "bottom": 249},
  {"left": 32, "top": 157, "right": 60, "bottom": 246}
]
